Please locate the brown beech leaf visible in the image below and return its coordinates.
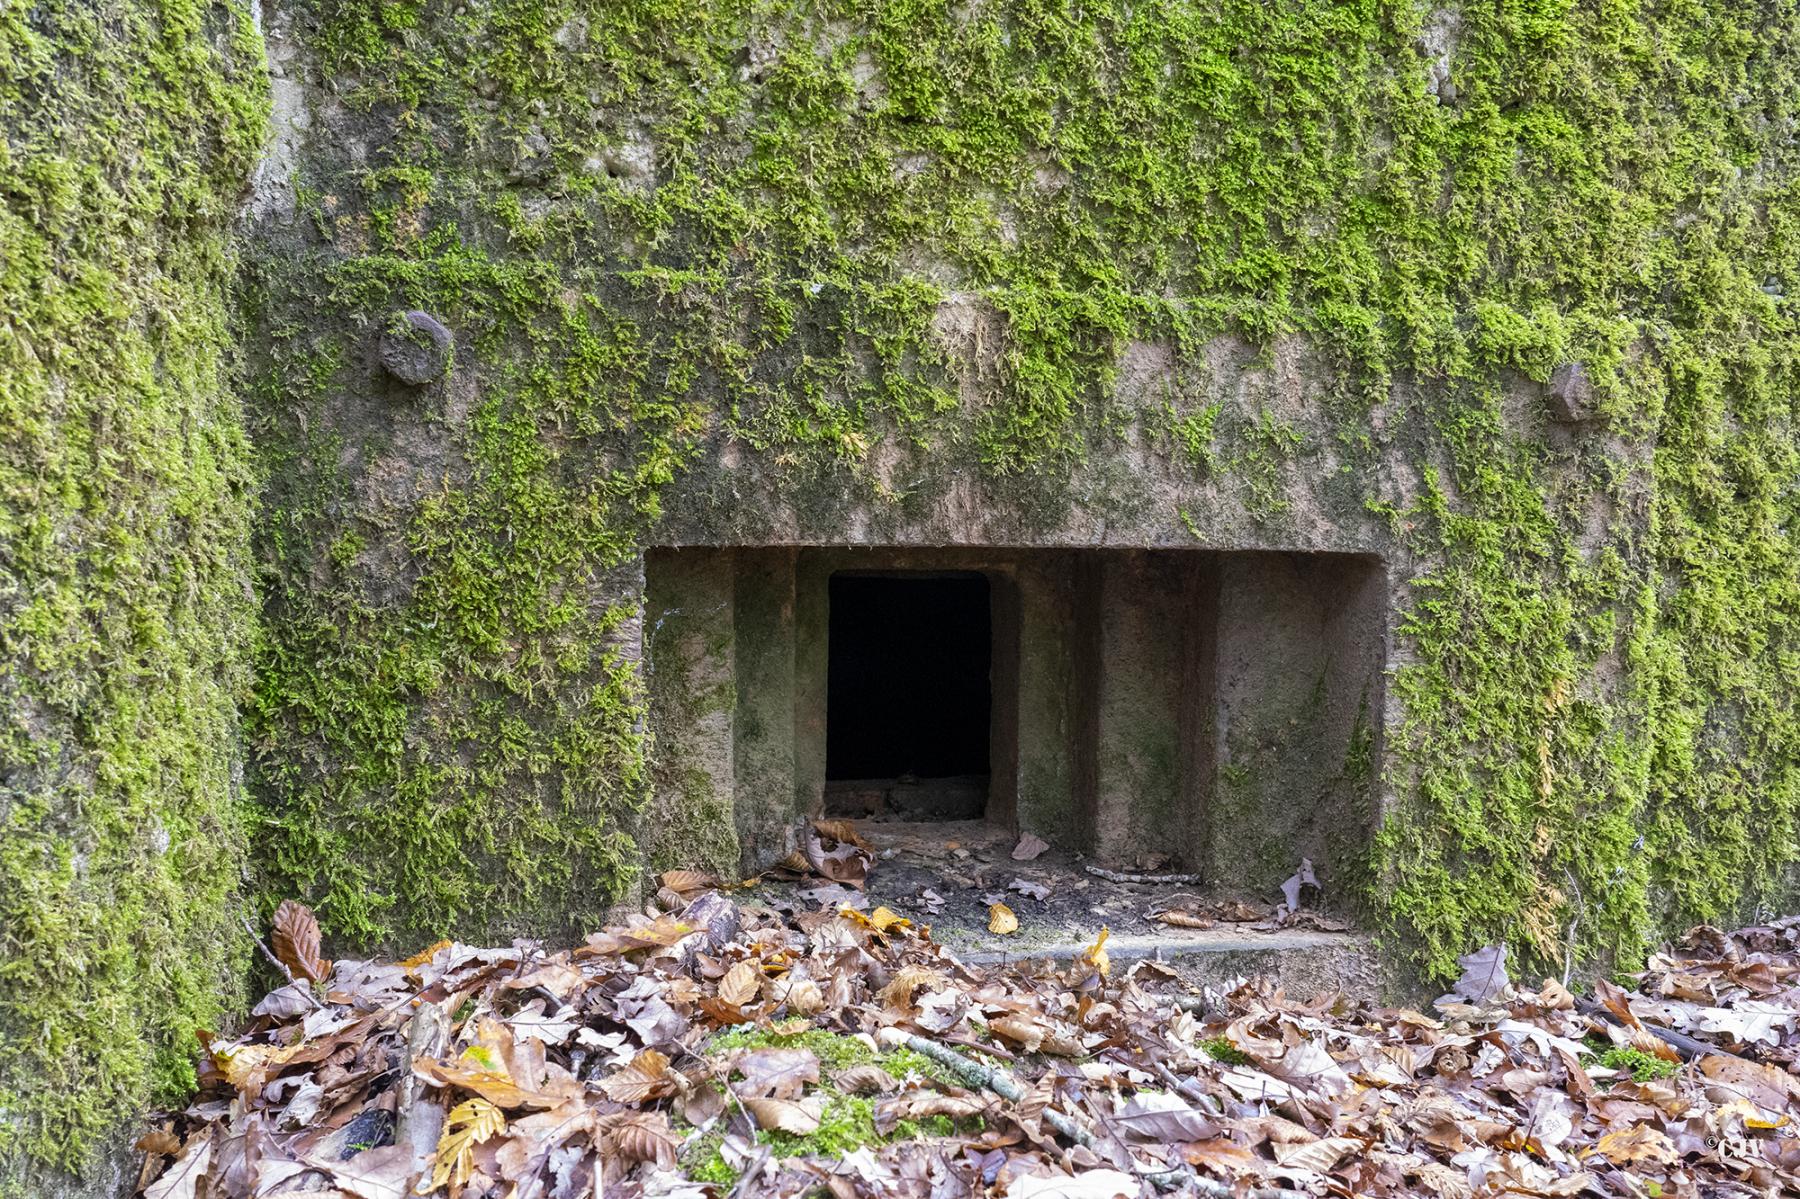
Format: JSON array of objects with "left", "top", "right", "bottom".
[
  {"left": 836, "top": 1065, "right": 899, "bottom": 1095},
  {"left": 1114, "top": 1092, "right": 1216, "bottom": 1143},
  {"left": 414, "top": 1056, "right": 560, "bottom": 1110},
  {"left": 696, "top": 996, "right": 752, "bottom": 1025},
  {"left": 991, "top": 1014, "right": 1046, "bottom": 1052},
  {"left": 1698, "top": 1053, "right": 1800, "bottom": 1109},
  {"left": 1272, "top": 1134, "right": 1365, "bottom": 1172},
  {"left": 600, "top": 1049, "right": 676, "bottom": 1104},
  {"left": 718, "top": 959, "right": 764, "bottom": 1007},
  {"left": 143, "top": 1131, "right": 213, "bottom": 1199},
  {"left": 742, "top": 1095, "right": 826, "bottom": 1135},
  {"left": 599, "top": 1111, "right": 680, "bottom": 1168},
  {"left": 397, "top": 938, "right": 452, "bottom": 971},
  {"left": 1592, "top": 1123, "right": 1678, "bottom": 1166},
  {"left": 1183, "top": 1138, "right": 1257, "bottom": 1173},
  {"left": 1011, "top": 833, "right": 1050, "bottom": 861},
  {"left": 271, "top": 899, "right": 329, "bottom": 982},
  {"left": 878, "top": 965, "right": 944, "bottom": 1011},
  {"left": 135, "top": 1127, "right": 182, "bottom": 1157},
  {"left": 770, "top": 975, "right": 825, "bottom": 1016},
  {"left": 873, "top": 1091, "right": 988, "bottom": 1134},
  {"left": 577, "top": 913, "right": 695, "bottom": 957},
  {"left": 660, "top": 869, "right": 717, "bottom": 894},
  {"left": 734, "top": 1047, "right": 819, "bottom": 1100},
  {"left": 1007, "top": 1170, "right": 1139, "bottom": 1199}
]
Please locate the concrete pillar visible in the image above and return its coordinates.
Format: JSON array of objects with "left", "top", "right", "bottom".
[
  {"left": 1089, "top": 550, "right": 1199, "bottom": 868},
  {"left": 1207, "top": 552, "right": 1383, "bottom": 894},
  {"left": 642, "top": 548, "right": 740, "bottom": 876},
  {"left": 791, "top": 551, "right": 832, "bottom": 819},
  {"left": 733, "top": 548, "right": 799, "bottom": 871},
  {"left": 1013, "top": 553, "right": 1084, "bottom": 844}
]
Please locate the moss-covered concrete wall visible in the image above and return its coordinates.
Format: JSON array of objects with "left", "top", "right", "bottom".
[
  {"left": 3, "top": 0, "right": 1799, "bottom": 1187},
  {"left": 0, "top": 0, "right": 267, "bottom": 1190},
  {"left": 242, "top": 0, "right": 1800, "bottom": 992}
]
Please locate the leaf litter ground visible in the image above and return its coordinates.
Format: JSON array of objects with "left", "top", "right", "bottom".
[{"left": 141, "top": 821, "right": 1800, "bottom": 1198}]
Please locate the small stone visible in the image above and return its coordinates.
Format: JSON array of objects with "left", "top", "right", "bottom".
[
  {"left": 378, "top": 310, "right": 453, "bottom": 386},
  {"left": 507, "top": 129, "right": 554, "bottom": 184},
  {"left": 1545, "top": 360, "right": 1597, "bottom": 423}
]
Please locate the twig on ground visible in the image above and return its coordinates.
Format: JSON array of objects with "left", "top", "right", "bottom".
[
  {"left": 1151, "top": 1060, "right": 1222, "bottom": 1116},
  {"left": 1084, "top": 864, "right": 1203, "bottom": 885},
  {"left": 1575, "top": 995, "right": 1741, "bottom": 1063},
  {"left": 880, "top": 1030, "right": 1277, "bottom": 1196},
  {"left": 240, "top": 916, "right": 318, "bottom": 1006}
]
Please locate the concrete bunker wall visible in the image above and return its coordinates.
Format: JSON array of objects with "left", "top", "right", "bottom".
[{"left": 645, "top": 545, "right": 1385, "bottom": 899}]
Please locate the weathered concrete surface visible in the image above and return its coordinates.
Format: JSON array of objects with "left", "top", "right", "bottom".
[
  {"left": 643, "top": 549, "right": 739, "bottom": 877},
  {"left": 959, "top": 929, "right": 1383, "bottom": 1001},
  {"left": 731, "top": 548, "right": 800, "bottom": 869},
  {"left": 1210, "top": 553, "right": 1386, "bottom": 894}
]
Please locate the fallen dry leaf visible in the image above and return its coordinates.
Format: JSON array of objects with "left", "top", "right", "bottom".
[
  {"left": 1592, "top": 1122, "right": 1678, "bottom": 1166},
  {"left": 600, "top": 1049, "right": 677, "bottom": 1103},
  {"left": 415, "top": 1055, "right": 559, "bottom": 1109},
  {"left": 271, "top": 899, "right": 330, "bottom": 982},
  {"left": 742, "top": 1094, "right": 826, "bottom": 1135},
  {"left": 140, "top": 893, "right": 1800, "bottom": 1199},
  {"left": 430, "top": 1096, "right": 505, "bottom": 1196},
  {"left": 734, "top": 1047, "right": 819, "bottom": 1099},
  {"left": 718, "top": 959, "right": 764, "bottom": 1007},
  {"left": 988, "top": 902, "right": 1019, "bottom": 935}
]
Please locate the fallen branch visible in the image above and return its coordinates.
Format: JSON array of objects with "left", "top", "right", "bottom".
[
  {"left": 1575, "top": 995, "right": 1742, "bottom": 1063},
  {"left": 880, "top": 1030, "right": 1281, "bottom": 1197},
  {"left": 1151, "top": 1060, "right": 1222, "bottom": 1116},
  {"left": 1084, "top": 864, "right": 1203, "bottom": 885}
]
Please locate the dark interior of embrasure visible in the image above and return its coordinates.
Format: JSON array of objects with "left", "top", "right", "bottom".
[{"left": 825, "top": 573, "right": 993, "bottom": 821}]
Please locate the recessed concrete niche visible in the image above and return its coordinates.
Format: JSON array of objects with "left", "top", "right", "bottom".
[{"left": 644, "top": 546, "right": 1386, "bottom": 897}]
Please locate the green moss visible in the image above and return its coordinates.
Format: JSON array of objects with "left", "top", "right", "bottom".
[
  {"left": 1200, "top": 1037, "right": 1250, "bottom": 1066},
  {"left": 1598, "top": 1046, "right": 1680, "bottom": 1083},
  {"left": 0, "top": 0, "right": 269, "bottom": 1186},
  {"left": 13, "top": 0, "right": 1795, "bottom": 1186},
  {"left": 709, "top": 1026, "right": 955, "bottom": 1087},
  {"left": 241, "top": 0, "right": 1800, "bottom": 989},
  {"left": 684, "top": 1029, "right": 974, "bottom": 1183}
]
